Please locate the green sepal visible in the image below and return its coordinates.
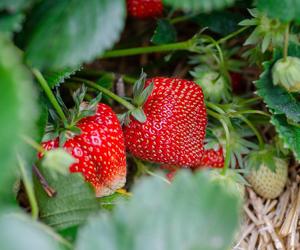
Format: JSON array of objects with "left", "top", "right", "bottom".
[
  {"left": 68, "top": 126, "right": 82, "bottom": 135},
  {"left": 72, "top": 85, "right": 87, "bottom": 108},
  {"left": 133, "top": 81, "right": 154, "bottom": 107},
  {"left": 117, "top": 113, "right": 126, "bottom": 126},
  {"left": 133, "top": 70, "right": 147, "bottom": 98},
  {"left": 59, "top": 131, "right": 69, "bottom": 148},
  {"left": 244, "top": 145, "right": 279, "bottom": 172},
  {"left": 55, "top": 88, "right": 69, "bottom": 116},
  {"left": 131, "top": 108, "right": 147, "bottom": 123},
  {"left": 89, "top": 92, "right": 102, "bottom": 109},
  {"left": 42, "top": 130, "right": 59, "bottom": 142}
]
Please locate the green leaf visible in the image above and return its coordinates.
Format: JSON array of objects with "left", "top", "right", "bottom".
[
  {"left": 34, "top": 168, "right": 99, "bottom": 230},
  {"left": 0, "top": 35, "right": 38, "bottom": 200},
  {"left": 151, "top": 19, "right": 177, "bottom": 45},
  {"left": 257, "top": 0, "right": 300, "bottom": 23},
  {"left": 24, "top": 0, "right": 126, "bottom": 70},
  {"left": 193, "top": 11, "right": 244, "bottom": 35},
  {"left": 75, "top": 170, "right": 241, "bottom": 250},
  {"left": 271, "top": 115, "right": 300, "bottom": 161},
  {"left": 255, "top": 44, "right": 300, "bottom": 123},
  {"left": 163, "top": 0, "right": 236, "bottom": 12},
  {"left": 0, "top": 212, "right": 63, "bottom": 250},
  {"left": 0, "top": 13, "right": 24, "bottom": 36},
  {"left": 131, "top": 108, "right": 147, "bottom": 123},
  {"left": 44, "top": 66, "right": 82, "bottom": 88}
]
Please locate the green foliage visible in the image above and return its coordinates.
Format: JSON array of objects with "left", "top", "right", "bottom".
[
  {"left": 239, "top": 9, "right": 287, "bottom": 53},
  {"left": 151, "top": 19, "right": 177, "bottom": 45},
  {"left": 34, "top": 169, "right": 99, "bottom": 231},
  {"left": 163, "top": 0, "right": 236, "bottom": 12},
  {"left": 44, "top": 66, "right": 82, "bottom": 88},
  {"left": 271, "top": 115, "right": 300, "bottom": 161},
  {"left": 257, "top": 0, "right": 300, "bottom": 23},
  {"left": 24, "top": 0, "right": 126, "bottom": 70},
  {"left": 75, "top": 171, "right": 241, "bottom": 250},
  {"left": 0, "top": 35, "right": 38, "bottom": 199},
  {"left": 0, "top": 13, "right": 24, "bottom": 36},
  {"left": 0, "top": 212, "right": 63, "bottom": 250},
  {"left": 193, "top": 11, "right": 244, "bottom": 35},
  {"left": 255, "top": 60, "right": 300, "bottom": 123}
]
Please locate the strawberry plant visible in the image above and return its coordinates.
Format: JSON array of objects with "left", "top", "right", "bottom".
[{"left": 1, "top": 0, "right": 300, "bottom": 249}]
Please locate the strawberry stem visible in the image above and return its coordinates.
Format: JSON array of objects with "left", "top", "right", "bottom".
[
  {"left": 101, "top": 40, "right": 193, "bottom": 58},
  {"left": 238, "top": 115, "right": 264, "bottom": 150},
  {"left": 228, "top": 110, "right": 271, "bottom": 118},
  {"left": 32, "top": 69, "right": 68, "bottom": 125},
  {"left": 219, "top": 118, "right": 231, "bottom": 175},
  {"left": 206, "top": 109, "right": 232, "bottom": 174},
  {"left": 72, "top": 77, "right": 136, "bottom": 111},
  {"left": 100, "top": 26, "right": 249, "bottom": 59},
  {"left": 17, "top": 155, "right": 39, "bottom": 220},
  {"left": 33, "top": 165, "right": 57, "bottom": 198}
]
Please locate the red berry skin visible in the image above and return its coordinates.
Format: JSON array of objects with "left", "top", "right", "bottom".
[
  {"left": 196, "top": 148, "right": 224, "bottom": 169},
  {"left": 126, "top": 0, "right": 163, "bottom": 19},
  {"left": 123, "top": 77, "right": 207, "bottom": 166},
  {"left": 40, "top": 104, "right": 127, "bottom": 197}
]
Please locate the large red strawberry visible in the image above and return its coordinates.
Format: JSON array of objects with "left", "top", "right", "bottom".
[
  {"left": 123, "top": 77, "right": 207, "bottom": 166},
  {"left": 40, "top": 103, "right": 127, "bottom": 197},
  {"left": 126, "top": 0, "right": 163, "bottom": 19}
]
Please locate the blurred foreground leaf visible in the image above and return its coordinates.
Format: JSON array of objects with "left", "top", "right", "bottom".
[
  {"left": 76, "top": 170, "right": 241, "bottom": 250},
  {"left": 24, "top": 0, "right": 126, "bottom": 70},
  {"left": 0, "top": 35, "right": 38, "bottom": 204},
  {"left": 0, "top": 212, "right": 66, "bottom": 250}
]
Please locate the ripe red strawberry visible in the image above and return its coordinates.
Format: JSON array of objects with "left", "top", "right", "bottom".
[
  {"left": 123, "top": 77, "right": 207, "bottom": 166},
  {"left": 126, "top": 0, "right": 163, "bottom": 19},
  {"left": 196, "top": 148, "right": 224, "bottom": 168},
  {"left": 40, "top": 103, "right": 127, "bottom": 197}
]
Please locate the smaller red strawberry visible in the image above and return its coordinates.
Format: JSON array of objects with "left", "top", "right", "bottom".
[
  {"left": 126, "top": 0, "right": 163, "bottom": 19},
  {"left": 197, "top": 148, "right": 224, "bottom": 168},
  {"left": 39, "top": 101, "right": 127, "bottom": 197}
]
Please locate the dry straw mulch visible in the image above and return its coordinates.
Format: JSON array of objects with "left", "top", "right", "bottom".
[{"left": 234, "top": 165, "right": 300, "bottom": 250}]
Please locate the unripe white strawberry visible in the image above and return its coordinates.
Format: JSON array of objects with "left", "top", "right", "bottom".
[
  {"left": 245, "top": 147, "right": 288, "bottom": 199},
  {"left": 272, "top": 56, "right": 300, "bottom": 92}
]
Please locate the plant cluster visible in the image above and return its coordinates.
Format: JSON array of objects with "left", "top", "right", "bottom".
[{"left": 1, "top": 0, "right": 300, "bottom": 249}]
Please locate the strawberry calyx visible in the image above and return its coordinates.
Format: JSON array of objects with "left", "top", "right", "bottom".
[
  {"left": 244, "top": 145, "right": 285, "bottom": 172},
  {"left": 118, "top": 71, "right": 154, "bottom": 126},
  {"left": 43, "top": 85, "right": 102, "bottom": 147},
  {"left": 191, "top": 66, "right": 231, "bottom": 103}
]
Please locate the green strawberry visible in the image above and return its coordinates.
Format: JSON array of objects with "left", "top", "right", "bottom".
[{"left": 245, "top": 147, "right": 288, "bottom": 199}]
